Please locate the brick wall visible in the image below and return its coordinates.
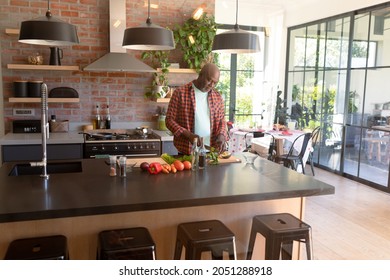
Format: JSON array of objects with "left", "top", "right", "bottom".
[{"left": 0, "top": 0, "right": 214, "bottom": 132}]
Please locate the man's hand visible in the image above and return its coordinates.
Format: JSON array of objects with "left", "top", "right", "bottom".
[
  {"left": 183, "top": 130, "right": 200, "bottom": 145},
  {"left": 216, "top": 134, "right": 226, "bottom": 153}
]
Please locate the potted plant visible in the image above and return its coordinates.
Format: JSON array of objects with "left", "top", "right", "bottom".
[
  {"left": 173, "top": 13, "right": 217, "bottom": 71},
  {"left": 141, "top": 50, "right": 171, "bottom": 99},
  {"left": 274, "top": 90, "right": 289, "bottom": 126}
]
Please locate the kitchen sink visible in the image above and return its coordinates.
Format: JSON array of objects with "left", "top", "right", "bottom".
[{"left": 9, "top": 161, "right": 83, "bottom": 176}]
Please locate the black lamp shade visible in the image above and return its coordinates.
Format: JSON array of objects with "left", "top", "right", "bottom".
[
  {"left": 212, "top": 27, "right": 260, "bottom": 54},
  {"left": 122, "top": 23, "right": 175, "bottom": 51},
  {"left": 19, "top": 16, "right": 79, "bottom": 46}
]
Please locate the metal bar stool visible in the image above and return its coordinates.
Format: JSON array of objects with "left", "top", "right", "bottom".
[
  {"left": 97, "top": 227, "right": 156, "bottom": 260},
  {"left": 174, "top": 220, "right": 237, "bottom": 260},
  {"left": 246, "top": 213, "right": 312, "bottom": 260},
  {"left": 5, "top": 235, "right": 69, "bottom": 260}
]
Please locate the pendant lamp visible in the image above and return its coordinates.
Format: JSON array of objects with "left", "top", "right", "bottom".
[
  {"left": 212, "top": 0, "right": 260, "bottom": 53},
  {"left": 122, "top": 0, "right": 175, "bottom": 50},
  {"left": 18, "top": 0, "right": 79, "bottom": 46}
]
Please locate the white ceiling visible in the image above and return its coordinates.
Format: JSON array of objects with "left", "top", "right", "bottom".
[{"left": 213, "top": 0, "right": 325, "bottom": 26}]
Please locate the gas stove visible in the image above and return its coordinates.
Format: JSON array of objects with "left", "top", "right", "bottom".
[{"left": 82, "top": 129, "right": 161, "bottom": 158}]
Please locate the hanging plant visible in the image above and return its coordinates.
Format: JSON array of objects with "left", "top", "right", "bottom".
[{"left": 173, "top": 13, "right": 218, "bottom": 71}]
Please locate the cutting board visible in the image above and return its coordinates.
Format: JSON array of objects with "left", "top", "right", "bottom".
[
  {"left": 217, "top": 155, "right": 241, "bottom": 164},
  {"left": 126, "top": 157, "right": 166, "bottom": 168},
  {"left": 126, "top": 156, "right": 241, "bottom": 167}
]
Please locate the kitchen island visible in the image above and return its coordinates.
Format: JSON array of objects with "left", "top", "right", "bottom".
[{"left": 0, "top": 157, "right": 334, "bottom": 259}]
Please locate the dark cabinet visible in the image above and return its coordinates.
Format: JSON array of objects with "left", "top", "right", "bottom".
[
  {"left": 161, "top": 141, "right": 178, "bottom": 156},
  {"left": 2, "top": 144, "right": 83, "bottom": 163}
]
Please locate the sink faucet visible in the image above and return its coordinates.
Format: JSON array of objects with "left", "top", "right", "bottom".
[{"left": 30, "top": 83, "right": 50, "bottom": 179}]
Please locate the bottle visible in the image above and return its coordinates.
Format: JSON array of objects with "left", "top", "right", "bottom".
[
  {"left": 198, "top": 137, "right": 207, "bottom": 169},
  {"left": 105, "top": 104, "right": 111, "bottom": 129},
  {"left": 109, "top": 155, "right": 117, "bottom": 177},
  {"left": 119, "top": 156, "right": 127, "bottom": 177},
  {"left": 191, "top": 137, "right": 199, "bottom": 171},
  {"left": 93, "top": 104, "right": 100, "bottom": 129},
  {"left": 49, "top": 115, "right": 56, "bottom": 132}
]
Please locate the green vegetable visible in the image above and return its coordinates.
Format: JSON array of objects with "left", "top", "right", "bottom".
[
  {"left": 161, "top": 153, "right": 193, "bottom": 164},
  {"left": 161, "top": 153, "right": 176, "bottom": 164},
  {"left": 179, "top": 155, "right": 192, "bottom": 162},
  {"left": 208, "top": 147, "right": 219, "bottom": 165}
]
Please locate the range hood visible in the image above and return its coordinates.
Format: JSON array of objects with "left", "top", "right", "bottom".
[{"left": 84, "top": 0, "right": 155, "bottom": 72}]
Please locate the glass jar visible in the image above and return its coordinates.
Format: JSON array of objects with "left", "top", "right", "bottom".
[
  {"left": 119, "top": 156, "right": 127, "bottom": 177},
  {"left": 109, "top": 155, "right": 117, "bottom": 177},
  {"left": 157, "top": 114, "right": 167, "bottom": 131}
]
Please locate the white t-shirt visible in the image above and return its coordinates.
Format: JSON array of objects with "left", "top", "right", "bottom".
[{"left": 193, "top": 84, "right": 211, "bottom": 146}]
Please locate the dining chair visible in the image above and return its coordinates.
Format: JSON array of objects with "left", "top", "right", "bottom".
[
  {"left": 275, "top": 132, "right": 312, "bottom": 174},
  {"left": 308, "top": 126, "right": 321, "bottom": 176},
  {"left": 244, "top": 132, "right": 276, "bottom": 161}
]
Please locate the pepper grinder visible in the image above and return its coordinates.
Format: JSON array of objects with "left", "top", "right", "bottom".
[{"left": 119, "top": 156, "right": 127, "bottom": 177}]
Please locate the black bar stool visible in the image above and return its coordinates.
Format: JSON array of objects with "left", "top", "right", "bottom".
[
  {"left": 246, "top": 213, "right": 312, "bottom": 260},
  {"left": 97, "top": 227, "right": 156, "bottom": 260},
  {"left": 174, "top": 219, "right": 237, "bottom": 260},
  {"left": 5, "top": 235, "right": 69, "bottom": 260}
]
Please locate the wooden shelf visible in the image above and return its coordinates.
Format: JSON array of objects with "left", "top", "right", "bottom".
[
  {"left": 153, "top": 98, "right": 170, "bottom": 103},
  {"left": 9, "top": 97, "right": 80, "bottom": 103},
  {"left": 157, "top": 68, "right": 197, "bottom": 74},
  {"left": 5, "top": 28, "right": 19, "bottom": 35},
  {"left": 7, "top": 64, "right": 79, "bottom": 71}
]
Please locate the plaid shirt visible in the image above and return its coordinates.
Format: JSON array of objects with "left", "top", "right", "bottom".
[{"left": 166, "top": 81, "right": 227, "bottom": 155}]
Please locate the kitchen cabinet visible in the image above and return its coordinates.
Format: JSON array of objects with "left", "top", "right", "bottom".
[
  {"left": 161, "top": 141, "right": 178, "bottom": 155},
  {"left": 2, "top": 144, "right": 83, "bottom": 163}
]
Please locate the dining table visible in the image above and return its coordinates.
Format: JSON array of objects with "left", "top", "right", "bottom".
[{"left": 228, "top": 128, "right": 312, "bottom": 173}]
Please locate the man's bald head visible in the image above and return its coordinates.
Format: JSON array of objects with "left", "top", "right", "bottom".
[{"left": 194, "top": 63, "right": 220, "bottom": 92}]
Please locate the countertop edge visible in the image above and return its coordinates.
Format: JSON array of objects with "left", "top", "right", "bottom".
[
  {"left": 0, "top": 130, "right": 173, "bottom": 145},
  {"left": 0, "top": 188, "right": 334, "bottom": 223},
  {"left": 0, "top": 132, "right": 84, "bottom": 145}
]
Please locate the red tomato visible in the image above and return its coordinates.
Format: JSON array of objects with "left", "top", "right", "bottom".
[
  {"left": 183, "top": 160, "right": 192, "bottom": 170},
  {"left": 173, "top": 160, "right": 185, "bottom": 171}
]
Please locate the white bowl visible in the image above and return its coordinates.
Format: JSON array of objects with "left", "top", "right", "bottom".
[{"left": 242, "top": 152, "right": 258, "bottom": 164}]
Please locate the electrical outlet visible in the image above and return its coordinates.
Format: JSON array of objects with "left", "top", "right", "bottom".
[{"left": 13, "top": 108, "right": 35, "bottom": 116}]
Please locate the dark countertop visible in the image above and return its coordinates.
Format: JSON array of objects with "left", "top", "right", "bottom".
[
  {"left": 0, "top": 157, "right": 335, "bottom": 223},
  {"left": 0, "top": 132, "right": 84, "bottom": 145}
]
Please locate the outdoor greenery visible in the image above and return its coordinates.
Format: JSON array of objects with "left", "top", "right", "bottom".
[
  {"left": 274, "top": 90, "right": 289, "bottom": 125},
  {"left": 215, "top": 52, "right": 264, "bottom": 126}
]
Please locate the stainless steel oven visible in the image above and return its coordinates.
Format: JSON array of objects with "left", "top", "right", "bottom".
[{"left": 82, "top": 129, "right": 161, "bottom": 158}]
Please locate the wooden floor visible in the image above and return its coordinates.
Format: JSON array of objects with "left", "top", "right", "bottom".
[{"left": 303, "top": 166, "right": 390, "bottom": 259}]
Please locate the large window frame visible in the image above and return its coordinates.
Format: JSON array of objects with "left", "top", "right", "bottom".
[
  {"left": 215, "top": 24, "right": 267, "bottom": 128},
  {"left": 285, "top": 2, "right": 390, "bottom": 192}
]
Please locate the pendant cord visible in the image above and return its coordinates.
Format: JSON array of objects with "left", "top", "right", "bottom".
[
  {"left": 146, "top": 0, "right": 151, "bottom": 25},
  {"left": 235, "top": 0, "right": 238, "bottom": 25},
  {"left": 46, "top": 0, "right": 52, "bottom": 17}
]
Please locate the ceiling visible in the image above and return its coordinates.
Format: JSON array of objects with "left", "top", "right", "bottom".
[{"left": 179, "top": 0, "right": 319, "bottom": 12}]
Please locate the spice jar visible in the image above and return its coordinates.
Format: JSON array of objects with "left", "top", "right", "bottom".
[
  {"left": 109, "top": 155, "right": 117, "bottom": 177},
  {"left": 119, "top": 156, "right": 127, "bottom": 177}
]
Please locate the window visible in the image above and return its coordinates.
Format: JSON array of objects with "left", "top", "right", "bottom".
[
  {"left": 215, "top": 26, "right": 267, "bottom": 129},
  {"left": 293, "top": 37, "right": 377, "bottom": 68},
  {"left": 286, "top": 3, "right": 390, "bottom": 192}
]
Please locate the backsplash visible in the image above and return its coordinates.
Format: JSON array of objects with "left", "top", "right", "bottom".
[{"left": 0, "top": 0, "right": 212, "bottom": 132}]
